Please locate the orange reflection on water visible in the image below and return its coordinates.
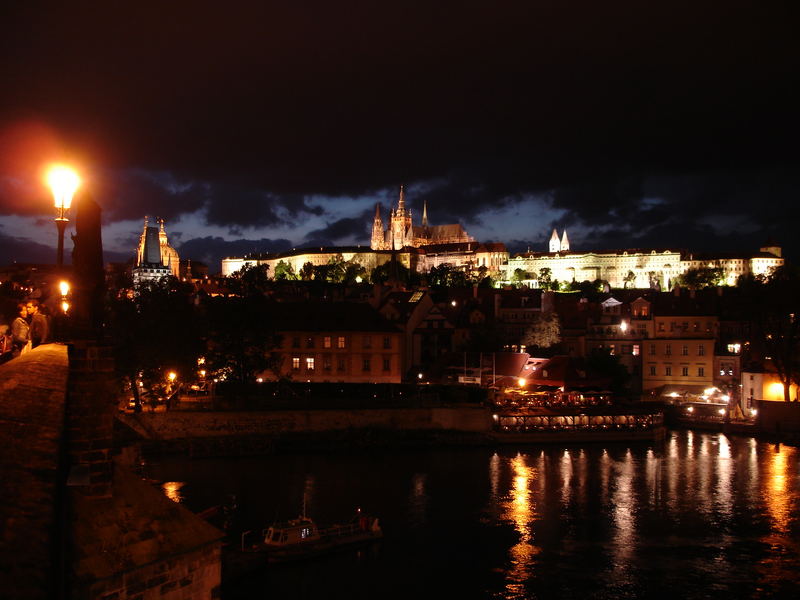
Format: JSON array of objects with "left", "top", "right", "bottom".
[
  {"left": 502, "top": 453, "right": 539, "bottom": 599},
  {"left": 162, "top": 481, "right": 184, "bottom": 503},
  {"left": 764, "top": 445, "right": 793, "bottom": 533}
]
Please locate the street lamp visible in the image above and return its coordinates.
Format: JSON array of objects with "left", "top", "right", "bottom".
[{"left": 46, "top": 165, "right": 81, "bottom": 268}]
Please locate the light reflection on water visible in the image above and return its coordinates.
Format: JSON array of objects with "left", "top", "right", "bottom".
[{"left": 149, "top": 431, "right": 800, "bottom": 599}]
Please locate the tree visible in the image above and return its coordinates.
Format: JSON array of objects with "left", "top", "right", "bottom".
[
  {"left": 204, "top": 296, "right": 283, "bottom": 385},
  {"left": 739, "top": 265, "right": 800, "bottom": 401},
  {"left": 342, "top": 260, "right": 368, "bottom": 285},
  {"left": 674, "top": 266, "right": 725, "bottom": 289},
  {"left": 511, "top": 268, "right": 530, "bottom": 287},
  {"left": 107, "top": 278, "right": 204, "bottom": 409},
  {"left": 371, "top": 260, "right": 410, "bottom": 284},
  {"left": 521, "top": 312, "right": 561, "bottom": 350},
  {"left": 274, "top": 260, "right": 297, "bottom": 281},
  {"left": 538, "top": 268, "right": 556, "bottom": 291},
  {"left": 231, "top": 263, "right": 270, "bottom": 296},
  {"left": 623, "top": 270, "right": 636, "bottom": 289},
  {"left": 299, "top": 262, "right": 315, "bottom": 281}
]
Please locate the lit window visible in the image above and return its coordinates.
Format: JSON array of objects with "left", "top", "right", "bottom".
[
  {"left": 727, "top": 343, "right": 741, "bottom": 354},
  {"left": 323, "top": 336, "right": 331, "bottom": 349},
  {"left": 306, "top": 358, "right": 315, "bottom": 372},
  {"left": 292, "top": 357, "right": 300, "bottom": 371},
  {"left": 633, "top": 344, "right": 640, "bottom": 356},
  {"left": 337, "top": 336, "right": 346, "bottom": 349}
]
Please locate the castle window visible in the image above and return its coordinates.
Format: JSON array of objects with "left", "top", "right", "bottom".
[
  {"left": 682, "top": 345, "right": 688, "bottom": 356},
  {"left": 649, "top": 366, "right": 656, "bottom": 376},
  {"left": 665, "top": 366, "right": 672, "bottom": 376},
  {"left": 665, "top": 344, "right": 671, "bottom": 356},
  {"left": 305, "top": 358, "right": 315, "bottom": 372},
  {"left": 292, "top": 357, "right": 300, "bottom": 371},
  {"left": 698, "top": 367, "right": 705, "bottom": 377},
  {"left": 323, "top": 336, "right": 331, "bottom": 349},
  {"left": 337, "top": 336, "right": 346, "bottom": 349},
  {"left": 362, "top": 358, "right": 371, "bottom": 372},
  {"left": 698, "top": 345, "right": 705, "bottom": 356},
  {"left": 323, "top": 355, "right": 332, "bottom": 371},
  {"left": 337, "top": 358, "right": 346, "bottom": 372},
  {"left": 383, "top": 357, "right": 391, "bottom": 372},
  {"left": 682, "top": 367, "right": 689, "bottom": 376}
]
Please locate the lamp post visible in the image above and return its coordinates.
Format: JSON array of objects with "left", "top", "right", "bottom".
[{"left": 46, "top": 165, "right": 81, "bottom": 268}]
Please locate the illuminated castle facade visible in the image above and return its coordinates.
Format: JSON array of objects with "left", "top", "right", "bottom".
[
  {"left": 370, "top": 186, "right": 474, "bottom": 250},
  {"left": 132, "top": 217, "right": 180, "bottom": 285},
  {"left": 501, "top": 229, "right": 784, "bottom": 289}
]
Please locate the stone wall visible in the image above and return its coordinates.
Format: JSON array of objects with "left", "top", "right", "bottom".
[
  {"left": 0, "top": 344, "right": 69, "bottom": 600},
  {"left": 120, "top": 406, "right": 491, "bottom": 440},
  {"left": 755, "top": 400, "right": 800, "bottom": 435}
]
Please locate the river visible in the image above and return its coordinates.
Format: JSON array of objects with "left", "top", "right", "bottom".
[{"left": 146, "top": 430, "right": 800, "bottom": 599}]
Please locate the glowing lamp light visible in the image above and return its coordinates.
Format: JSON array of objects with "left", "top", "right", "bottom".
[
  {"left": 59, "top": 280, "right": 70, "bottom": 296},
  {"left": 518, "top": 378, "right": 527, "bottom": 387},
  {"left": 703, "top": 387, "right": 718, "bottom": 397},
  {"left": 46, "top": 165, "right": 81, "bottom": 211},
  {"left": 61, "top": 301, "right": 70, "bottom": 314},
  {"left": 750, "top": 409, "right": 758, "bottom": 417},
  {"left": 718, "top": 408, "right": 726, "bottom": 416},
  {"left": 768, "top": 382, "right": 784, "bottom": 399},
  {"left": 417, "top": 372, "right": 423, "bottom": 380},
  {"left": 256, "top": 377, "right": 264, "bottom": 383},
  {"left": 167, "top": 371, "right": 177, "bottom": 382},
  {"left": 199, "top": 369, "right": 206, "bottom": 377},
  {"left": 721, "top": 394, "right": 730, "bottom": 402},
  {"left": 620, "top": 320, "right": 628, "bottom": 333},
  {"left": 686, "top": 406, "right": 694, "bottom": 413},
  {"left": 451, "top": 300, "right": 457, "bottom": 307}
]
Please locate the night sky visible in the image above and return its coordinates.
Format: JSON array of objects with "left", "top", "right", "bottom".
[{"left": 1, "top": 1, "right": 797, "bottom": 271}]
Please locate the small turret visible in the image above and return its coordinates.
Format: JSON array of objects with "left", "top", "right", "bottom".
[
  {"left": 560, "top": 230, "right": 570, "bottom": 252},
  {"left": 422, "top": 199, "right": 429, "bottom": 227},
  {"left": 370, "top": 202, "right": 385, "bottom": 250}
]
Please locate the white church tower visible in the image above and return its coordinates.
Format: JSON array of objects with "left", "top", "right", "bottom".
[
  {"left": 560, "top": 230, "right": 570, "bottom": 251},
  {"left": 549, "top": 229, "right": 561, "bottom": 253}
]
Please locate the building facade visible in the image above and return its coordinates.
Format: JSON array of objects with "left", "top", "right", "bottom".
[{"left": 501, "top": 230, "right": 784, "bottom": 289}]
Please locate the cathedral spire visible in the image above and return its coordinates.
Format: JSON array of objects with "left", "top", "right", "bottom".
[
  {"left": 398, "top": 185, "right": 405, "bottom": 211},
  {"left": 422, "top": 199, "right": 428, "bottom": 227},
  {"left": 560, "top": 229, "right": 570, "bottom": 252}
]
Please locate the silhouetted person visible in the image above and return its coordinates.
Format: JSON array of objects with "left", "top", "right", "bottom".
[
  {"left": 26, "top": 300, "right": 49, "bottom": 348},
  {"left": 11, "top": 303, "right": 30, "bottom": 356}
]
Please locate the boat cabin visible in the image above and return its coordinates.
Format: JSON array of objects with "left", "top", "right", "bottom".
[{"left": 264, "top": 517, "right": 320, "bottom": 547}]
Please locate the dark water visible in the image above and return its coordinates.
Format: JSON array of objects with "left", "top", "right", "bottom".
[{"left": 147, "top": 431, "right": 800, "bottom": 599}]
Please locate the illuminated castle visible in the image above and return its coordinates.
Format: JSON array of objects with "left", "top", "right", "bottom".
[
  {"left": 370, "top": 186, "right": 474, "bottom": 250},
  {"left": 132, "top": 217, "right": 180, "bottom": 285}
]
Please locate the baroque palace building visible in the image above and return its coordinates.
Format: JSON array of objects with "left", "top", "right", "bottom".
[
  {"left": 500, "top": 229, "right": 784, "bottom": 289},
  {"left": 221, "top": 187, "right": 508, "bottom": 277}
]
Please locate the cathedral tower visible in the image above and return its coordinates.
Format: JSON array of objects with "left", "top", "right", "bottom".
[{"left": 371, "top": 203, "right": 385, "bottom": 250}]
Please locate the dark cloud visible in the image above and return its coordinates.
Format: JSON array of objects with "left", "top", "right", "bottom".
[
  {"left": 0, "top": 225, "right": 128, "bottom": 265},
  {"left": 0, "top": 227, "right": 60, "bottom": 264},
  {"left": 0, "top": 2, "right": 797, "bottom": 256},
  {"left": 303, "top": 212, "right": 371, "bottom": 247},
  {"left": 177, "top": 236, "right": 292, "bottom": 271}
]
